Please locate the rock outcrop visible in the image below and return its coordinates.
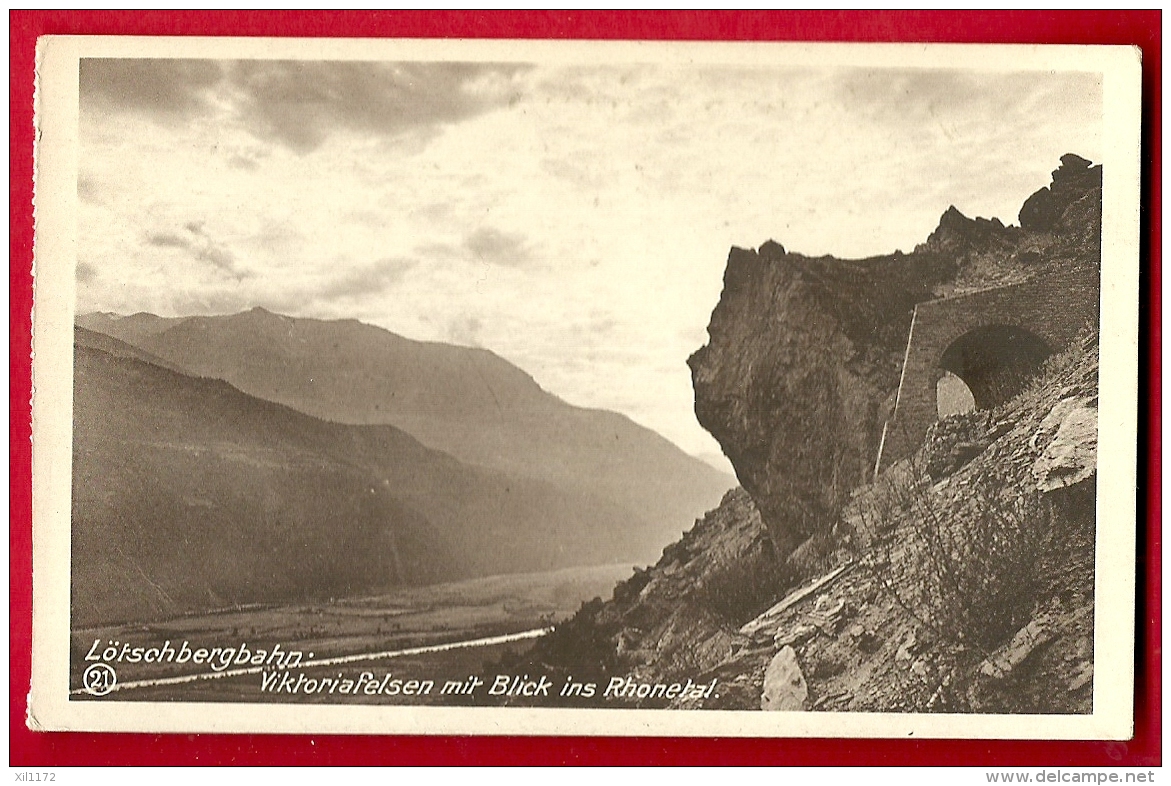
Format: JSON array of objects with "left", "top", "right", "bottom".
[
  {"left": 688, "top": 155, "right": 1103, "bottom": 570},
  {"left": 1031, "top": 395, "right": 1098, "bottom": 492},
  {"left": 1019, "top": 154, "right": 1103, "bottom": 233},
  {"left": 687, "top": 243, "right": 949, "bottom": 557}
]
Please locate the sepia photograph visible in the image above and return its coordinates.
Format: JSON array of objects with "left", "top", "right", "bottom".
[{"left": 27, "top": 35, "right": 1142, "bottom": 738}]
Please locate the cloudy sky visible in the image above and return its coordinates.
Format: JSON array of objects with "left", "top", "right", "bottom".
[{"left": 76, "top": 57, "right": 1102, "bottom": 466}]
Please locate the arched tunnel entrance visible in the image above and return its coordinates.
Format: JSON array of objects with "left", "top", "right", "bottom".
[
  {"left": 876, "top": 270, "right": 1098, "bottom": 474},
  {"left": 936, "top": 372, "right": 976, "bottom": 419},
  {"left": 938, "top": 325, "right": 1052, "bottom": 411}
]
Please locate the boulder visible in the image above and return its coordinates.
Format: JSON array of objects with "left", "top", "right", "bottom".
[
  {"left": 1050, "top": 154, "right": 1101, "bottom": 206},
  {"left": 758, "top": 239, "right": 786, "bottom": 260},
  {"left": 1031, "top": 397, "right": 1097, "bottom": 492},
  {"left": 921, "top": 410, "right": 992, "bottom": 480},
  {"left": 761, "top": 645, "right": 808, "bottom": 711}
]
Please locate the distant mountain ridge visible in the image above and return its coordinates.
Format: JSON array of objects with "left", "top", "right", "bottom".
[
  {"left": 72, "top": 331, "right": 694, "bottom": 626},
  {"left": 72, "top": 316, "right": 733, "bottom": 625},
  {"left": 78, "top": 307, "right": 733, "bottom": 547},
  {"left": 73, "top": 325, "right": 183, "bottom": 371}
]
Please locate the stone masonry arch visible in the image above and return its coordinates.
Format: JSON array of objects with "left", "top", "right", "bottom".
[
  {"left": 939, "top": 324, "right": 1053, "bottom": 410},
  {"left": 875, "top": 266, "right": 1099, "bottom": 474}
]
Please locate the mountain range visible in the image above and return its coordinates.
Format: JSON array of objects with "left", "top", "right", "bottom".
[{"left": 72, "top": 313, "right": 733, "bottom": 626}]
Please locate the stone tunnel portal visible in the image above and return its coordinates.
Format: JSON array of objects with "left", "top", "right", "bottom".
[
  {"left": 874, "top": 266, "right": 1099, "bottom": 475},
  {"left": 938, "top": 325, "right": 1052, "bottom": 410}
]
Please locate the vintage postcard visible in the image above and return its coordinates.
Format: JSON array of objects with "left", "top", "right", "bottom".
[{"left": 28, "top": 36, "right": 1142, "bottom": 738}]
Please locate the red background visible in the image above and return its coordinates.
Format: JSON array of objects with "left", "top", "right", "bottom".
[{"left": 9, "top": 10, "right": 1161, "bottom": 766}]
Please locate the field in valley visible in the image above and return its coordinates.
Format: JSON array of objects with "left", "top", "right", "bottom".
[{"left": 71, "top": 562, "right": 634, "bottom": 704}]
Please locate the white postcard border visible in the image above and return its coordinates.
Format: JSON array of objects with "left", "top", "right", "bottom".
[{"left": 28, "top": 35, "right": 1143, "bottom": 739}]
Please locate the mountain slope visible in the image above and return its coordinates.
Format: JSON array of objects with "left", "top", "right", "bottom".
[
  {"left": 522, "top": 331, "right": 1099, "bottom": 714},
  {"left": 72, "top": 341, "right": 670, "bottom": 626},
  {"left": 74, "top": 325, "right": 186, "bottom": 372},
  {"left": 77, "top": 309, "right": 734, "bottom": 550}
]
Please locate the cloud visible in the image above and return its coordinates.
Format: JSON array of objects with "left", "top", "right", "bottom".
[
  {"left": 76, "top": 261, "right": 97, "bottom": 284},
  {"left": 80, "top": 59, "right": 529, "bottom": 154},
  {"left": 463, "top": 227, "right": 532, "bottom": 267},
  {"left": 834, "top": 69, "right": 984, "bottom": 115},
  {"left": 228, "top": 61, "right": 528, "bottom": 153},
  {"left": 80, "top": 59, "right": 223, "bottom": 119},
  {"left": 565, "top": 311, "right": 619, "bottom": 339},
  {"left": 319, "top": 257, "right": 416, "bottom": 299},
  {"left": 195, "top": 244, "right": 237, "bottom": 271},
  {"left": 144, "top": 223, "right": 248, "bottom": 279},
  {"left": 831, "top": 68, "right": 1101, "bottom": 131},
  {"left": 145, "top": 231, "right": 190, "bottom": 249},
  {"left": 419, "top": 227, "right": 534, "bottom": 268},
  {"left": 227, "top": 154, "right": 259, "bottom": 171}
]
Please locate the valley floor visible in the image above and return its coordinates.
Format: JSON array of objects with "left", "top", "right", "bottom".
[{"left": 70, "top": 563, "right": 633, "bottom": 704}]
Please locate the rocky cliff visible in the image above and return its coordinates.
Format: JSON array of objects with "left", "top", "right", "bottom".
[
  {"left": 516, "top": 155, "right": 1104, "bottom": 714},
  {"left": 688, "top": 154, "right": 1101, "bottom": 562}
]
